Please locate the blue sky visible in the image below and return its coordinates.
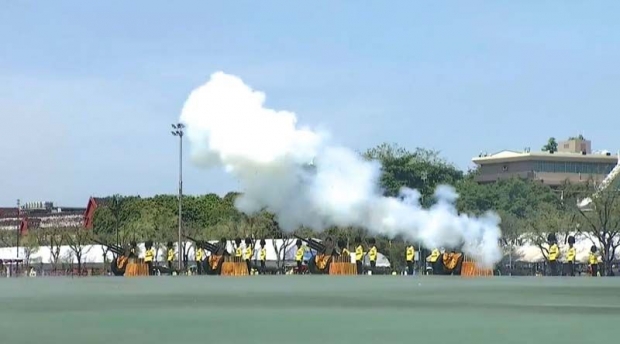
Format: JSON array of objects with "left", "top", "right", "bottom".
[{"left": 1, "top": 1, "right": 619, "bottom": 207}]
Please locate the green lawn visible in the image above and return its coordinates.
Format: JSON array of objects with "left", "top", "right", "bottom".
[{"left": 0, "top": 276, "right": 617, "bottom": 344}]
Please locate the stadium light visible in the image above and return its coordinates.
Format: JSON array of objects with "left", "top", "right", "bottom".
[{"left": 171, "top": 123, "right": 185, "bottom": 271}]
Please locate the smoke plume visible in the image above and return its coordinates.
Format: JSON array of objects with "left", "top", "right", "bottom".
[{"left": 179, "top": 72, "right": 503, "bottom": 267}]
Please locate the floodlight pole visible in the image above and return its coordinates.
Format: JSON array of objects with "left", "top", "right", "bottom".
[
  {"left": 16, "top": 199, "right": 20, "bottom": 259},
  {"left": 171, "top": 123, "right": 185, "bottom": 271}
]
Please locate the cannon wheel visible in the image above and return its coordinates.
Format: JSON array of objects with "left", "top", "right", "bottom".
[
  {"left": 307, "top": 255, "right": 332, "bottom": 274},
  {"left": 205, "top": 256, "right": 225, "bottom": 275},
  {"left": 439, "top": 254, "right": 464, "bottom": 275},
  {"left": 110, "top": 257, "right": 125, "bottom": 276}
]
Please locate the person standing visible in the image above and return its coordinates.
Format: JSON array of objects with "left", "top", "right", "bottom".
[
  {"left": 166, "top": 241, "right": 175, "bottom": 271},
  {"left": 589, "top": 245, "right": 600, "bottom": 277},
  {"left": 244, "top": 237, "right": 254, "bottom": 275},
  {"left": 295, "top": 239, "right": 305, "bottom": 274},
  {"left": 259, "top": 239, "right": 267, "bottom": 274},
  {"left": 354, "top": 237, "right": 364, "bottom": 275},
  {"left": 406, "top": 244, "right": 415, "bottom": 276},
  {"left": 565, "top": 236, "right": 576, "bottom": 276},
  {"left": 234, "top": 238, "right": 243, "bottom": 261},
  {"left": 368, "top": 238, "right": 377, "bottom": 274},
  {"left": 547, "top": 234, "right": 559, "bottom": 276},
  {"left": 338, "top": 238, "right": 350, "bottom": 257},
  {"left": 426, "top": 248, "right": 440, "bottom": 275},
  {"left": 195, "top": 242, "right": 204, "bottom": 275},
  {"left": 144, "top": 240, "right": 155, "bottom": 276}
]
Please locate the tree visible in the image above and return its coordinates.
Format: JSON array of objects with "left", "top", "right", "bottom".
[
  {"left": 40, "top": 225, "right": 65, "bottom": 271},
  {"left": 542, "top": 137, "right": 558, "bottom": 153},
  {"left": 457, "top": 177, "right": 559, "bottom": 258},
  {"left": 139, "top": 200, "right": 177, "bottom": 261},
  {"left": 364, "top": 143, "right": 463, "bottom": 205},
  {"left": 523, "top": 203, "right": 574, "bottom": 260},
  {"left": 21, "top": 233, "right": 40, "bottom": 269},
  {"left": 92, "top": 195, "right": 142, "bottom": 247},
  {"left": 0, "top": 230, "right": 15, "bottom": 247},
  {"left": 63, "top": 228, "right": 93, "bottom": 275},
  {"left": 570, "top": 184, "right": 620, "bottom": 276}
]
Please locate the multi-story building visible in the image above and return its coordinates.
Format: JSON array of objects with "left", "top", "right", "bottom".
[
  {"left": 472, "top": 137, "right": 619, "bottom": 186},
  {"left": 0, "top": 201, "right": 86, "bottom": 234}
]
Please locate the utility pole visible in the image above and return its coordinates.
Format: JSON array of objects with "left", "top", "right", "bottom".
[
  {"left": 16, "top": 199, "right": 20, "bottom": 259},
  {"left": 171, "top": 123, "right": 185, "bottom": 270}
]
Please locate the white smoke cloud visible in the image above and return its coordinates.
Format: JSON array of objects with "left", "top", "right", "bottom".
[{"left": 179, "top": 71, "right": 503, "bottom": 268}]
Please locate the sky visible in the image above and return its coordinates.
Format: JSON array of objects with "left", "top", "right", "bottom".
[{"left": 1, "top": 1, "right": 619, "bottom": 207}]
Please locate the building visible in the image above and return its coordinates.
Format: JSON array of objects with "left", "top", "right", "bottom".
[
  {"left": 0, "top": 200, "right": 89, "bottom": 234},
  {"left": 472, "top": 137, "right": 619, "bottom": 186}
]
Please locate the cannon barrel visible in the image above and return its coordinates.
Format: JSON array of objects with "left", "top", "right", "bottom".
[
  {"left": 203, "top": 241, "right": 219, "bottom": 253},
  {"left": 183, "top": 234, "right": 199, "bottom": 243},
  {"left": 294, "top": 235, "right": 339, "bottom": 255},
  {"left": 183, "top": 235, "right": 229, "bottom": 256},
  {"left": 92, "top": 238, "right": 124, "bottom": 256}
]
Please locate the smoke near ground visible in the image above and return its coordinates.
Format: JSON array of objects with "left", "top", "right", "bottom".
[{"left": 179, "top": 72, "right": 503, "bottom": 267}]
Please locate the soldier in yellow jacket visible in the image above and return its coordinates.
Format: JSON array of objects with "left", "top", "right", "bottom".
[
  {"left": 354, "top": 237, "right": 364, "bottom": 275},
  {"left": 426, "top": 248, "right": 440, "bottom": 275},
  {"left": 243, "top": 237, "right": 253, "bottom": 275},
  {"left": 234, "top": 238, "right": 243, "bottom": 260},
  {"left": 547, "top": 233, "right": 559, "bottom": 276},
  {"left": 144, "top": 240, "right": 155, "bottom": 276},
  {"left": 195, "top": 242, "right": 204, "bottom": 275},
  {"left": 565, "top": 236, "right": 576, "bottom": 276},
  {"left": 368, "top": 238, "right": 377, "bottom": 274},
  {"left": 258, "top": 239, "right": 267, "bottom": 274},
  {"left": 589, "top": 245, "right": 599, "bottom": 277},
  {"left": 295, "top": 239, "right": 305, "bottom": 274},
  {"left": 338, "top": 238, "right": 350, "bottom": 258},
  {"left": 406, "top": 244, "right": 415, "bottom": 275},
  {"left": 166, "top": 241, "right": 175, "bottom": 271}
]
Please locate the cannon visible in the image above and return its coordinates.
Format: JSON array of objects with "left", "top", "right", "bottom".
[
  {"left": 294, "top": 235, "right": 343, "bottom": 274},
  {"left": 93, "top": 239, "right": 135, "bottom": 276},
  {"left": 184, "top": 235, "right": 230, "bottom": 275},
  {"left": 438, "top": 250, "right": 465, "bottom": 275}
]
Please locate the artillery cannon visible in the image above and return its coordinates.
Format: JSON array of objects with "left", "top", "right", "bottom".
[
  {"left": 294, "top": 235, "right": 351, "bottom": 274},
  {"left": 93, "top": 239, "right": 135, "bottom": 276},
  {"left": 184, "top": 235, "right": 230, "bottom": 275}
]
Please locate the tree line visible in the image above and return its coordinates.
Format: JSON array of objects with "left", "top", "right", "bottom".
[{"left": 3, "top": 143, "right": 619, "bottom": 275}]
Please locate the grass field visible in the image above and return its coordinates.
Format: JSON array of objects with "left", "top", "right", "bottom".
[{"left": 0, "top": 276, "right": 618, "bottom": 344}]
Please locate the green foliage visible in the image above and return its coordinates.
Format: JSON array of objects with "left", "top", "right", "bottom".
[
  {"left": 58, "top": 141, "right": 617, "bottom": 272},
  {"left": 541, "top": 137, "right": 558, "bottom": 153},
  {"left": 364, "top": 143, "right": 463, "bottom": 205}
]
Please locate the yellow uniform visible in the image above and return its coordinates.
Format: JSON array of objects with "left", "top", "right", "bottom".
[
  {"left": 196, "top": 248, "right": 204, "bottom": 261},
  {"left": 144, "top": 248, "right": 155, "bottom": 262},
  {"left": 588, "top": 252, "right": 598, "bottom": 265},
  {"left": 295, "top": 246, "right": 305, "bottom": 262},
  {"left": 355, "top": 245, "right": 364, "bottom": 261},
  {"left": 426, "top": 249, "right": 440, "bottom": 262},
  {"left": 259, "top": 248, "right": 267, "bottom": 261},
  {"left": 406, "top": 245, "right": 415, "bottom": 275},
  {"left": 588, "top": 252, "right": 599, "bottom": 277},
  {"left": 369, "top": 246, "right": 377, "bottom": 262},
  {"left": 244, "top": 246, "right": 253, "bottom": 260},
  {"left": 566, "top": 247, "right": 576, "bottom": 262},
  {"left": 548, "top": 244, "right": 559, "bottom": 261},
  {"left": 406, "top": 246, "right": 415, "bottom": 262},
  {"left": 235, "top": 247, "right": 242, "bottom": 258},
  {"left": 167, "top": 249, "right": 175, "bottom": 263}
]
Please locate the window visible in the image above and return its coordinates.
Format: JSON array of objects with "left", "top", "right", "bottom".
[{"left": 533, "top": 161, "right": 615, "bottom": 175}]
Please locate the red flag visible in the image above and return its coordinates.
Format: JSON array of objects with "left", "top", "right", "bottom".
[{"left": 19, "top": 218, "right": 28, "bottom": 235}]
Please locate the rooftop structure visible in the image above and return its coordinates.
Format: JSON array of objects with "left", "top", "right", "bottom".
[{"left": 472, "top": 137, "right": 619, "bottom": 186}]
